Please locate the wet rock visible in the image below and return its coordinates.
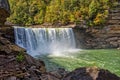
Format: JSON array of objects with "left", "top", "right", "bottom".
[
  {"left": 62, "top": 67, "right": 120, "bottom": 80},
  {"left": 97, "top": 69, "right": 120, "bottom": 80},
  {"left": 117, "top": 47, "right": 120, "bottom": 50},
  {"left": 63, "top": 67, "right": 93, "bottom": 80}
]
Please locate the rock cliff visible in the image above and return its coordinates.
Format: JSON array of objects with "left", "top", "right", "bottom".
[{"left": 74, "top": 2, "right": 120, "bottom": 49}]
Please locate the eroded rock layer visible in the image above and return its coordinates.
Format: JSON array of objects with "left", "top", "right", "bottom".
[{"left": 74, "top": 3, "right": 120, "bottom": 49}]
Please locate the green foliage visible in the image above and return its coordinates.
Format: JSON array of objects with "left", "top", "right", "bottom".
[
  {"left": 93, "top": 12, "right": 108, "bottom": 26},
  {"left": 8, "top": 0, "right": 116, "bottom": 26},
  {"left": 16, "top": 51, "right": 25, "bottom": 62},
  {"left": 89, "top": 0, "right": 100, "bottom": 20},
  {"left": 8, "top": 0, "right": 46, "bottom": 25}
]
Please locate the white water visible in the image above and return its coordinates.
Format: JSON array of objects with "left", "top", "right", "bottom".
[{"left": 14, "top": 26, "right": 77, "bottom": 56}]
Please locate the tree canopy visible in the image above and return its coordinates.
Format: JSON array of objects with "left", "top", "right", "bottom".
[{"left": 8, "top": 0, "right": 117, "bottom": 26}]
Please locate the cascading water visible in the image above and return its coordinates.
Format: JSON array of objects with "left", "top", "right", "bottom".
[{"left": 14, "top": 26, "right": 77, "bottom": 56}]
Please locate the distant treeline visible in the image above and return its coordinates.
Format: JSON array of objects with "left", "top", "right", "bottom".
[{"left": 8, "top": 0, "right": 118, "bottom": 26}]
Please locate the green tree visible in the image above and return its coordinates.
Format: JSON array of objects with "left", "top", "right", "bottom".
[{"left": 8, "top": 0, "right": 116, "bottom": 27}]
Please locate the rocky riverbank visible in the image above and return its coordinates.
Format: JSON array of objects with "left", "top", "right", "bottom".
[{"left": 0, "top": 28, "right": 46, "bottom": 79}]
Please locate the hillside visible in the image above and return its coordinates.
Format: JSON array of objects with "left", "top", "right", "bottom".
[{"left": 8, "top": 0, "right": 117, "bottom": 26}]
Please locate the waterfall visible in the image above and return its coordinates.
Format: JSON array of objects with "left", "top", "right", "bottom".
[{"left": 14, "top": 26, "right": 76, "bottom": 56}]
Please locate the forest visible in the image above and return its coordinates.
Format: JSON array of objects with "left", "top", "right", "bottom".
[{"left": 8, "top": 0, "right": 118, "bottom": 26}]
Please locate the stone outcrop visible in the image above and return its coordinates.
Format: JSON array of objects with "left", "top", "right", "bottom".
[
  {"left": 74, "top": 26, "right": 120, "bottom": 49},
  {"left": 40, "top": 67, "right": 120, "bottom": 80},
  {"left": 0, "top": 0, "right": 10, "bottom": 25},
  {"left": 62, "top": 67, "right": 120, "bottom": 80},
  {"left": 0, "top": 25, "right": 14, "bottom": 42}
]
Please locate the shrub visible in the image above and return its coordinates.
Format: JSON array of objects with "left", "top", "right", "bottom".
[{"left": 16, "top": 51, "right": 25, "bottom": 62}]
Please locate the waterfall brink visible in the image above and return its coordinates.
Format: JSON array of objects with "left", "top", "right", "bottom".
[{"left": 14, "top": 27, "right": 76, "bottom": 56}]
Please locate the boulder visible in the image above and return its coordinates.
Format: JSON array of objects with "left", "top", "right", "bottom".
[
  {"left": 0, "top": 26, "right": 15, "bottom": 42},
  {"left": 0, "top": 35, "right": 25, "bottom": 55},
  {"left": 40, "top": 68, "right": 68, "bottom": 80},
  {"left": 0, "top": 0, "right": 10, "bottom": 24},
  {"left": 62, "top": 67, "right": 120, "bottom": 80}
]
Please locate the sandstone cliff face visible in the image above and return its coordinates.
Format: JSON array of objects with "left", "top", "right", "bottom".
[
  {"left": 0, "top": 0, "right": 10, "bottom": 24},
  {"left": 74, "top": 26, "right": 120, "bottom": 49}
]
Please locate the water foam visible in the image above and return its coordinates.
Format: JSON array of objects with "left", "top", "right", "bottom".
[{"left": 14, "top": 26, "right": 79, "bottom": 56}]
